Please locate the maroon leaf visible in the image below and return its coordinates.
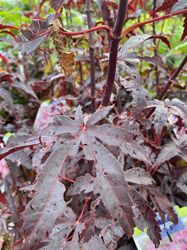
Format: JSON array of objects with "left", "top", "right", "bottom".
[
  {"left": 124, "top": 168, "right": 155, "bottom": 185},
  {"left": 17, "top": 17, "right": 52, "bottom": 55},
  {"left": 147, "top": 188, "right": 178, "bottom": 224},
  {"left": 155, "top": 135, "right": 187, "bottom": 166},
  {"left": 88, "top": 124, "right": 152, "bottom": 164},
  {"left": 0, "top": 137, "right": 39, "bottom": 161},
  {"left": 50, "top": 0, "right": 65, "bottom": 11},
  {"left": 11, "top": 82, "right": 38, "bottom": 99},
  {"left": 86, "top": 105, "right": 114, "bottom": 126},
  {"left": 177, "top": 172, "right": 187, "bottom": 194},
  {"left": 84, "top": 135, "right": 135, "bottom": 237},
  {"left": 15, "top": 141, "right": 73, "bottom": 250},
  {"left": 39, "top": 222, "right": 76, "bottom": 250},
  {"left": 128, "top": 187, "right": 161, "bottom": 248},
  {"left": 42, "top": 115, "right": 82, "bottom": 136},
  {"left": 155, "top": 0, "right": 178, "bottom": 12},
  {"left": 124, "top": 53, "right": 166, "bottom": 71},
  {"left": 120, "top": 34, "right": 170, "bottom": 55},
  {"left": 82, "top": 235, "right": 107, "bottom": 250},
  {"left": 67, "top": 174, "right": 94, "bottom": 196},
  {"left": 18, "top": 33, "right": 48, "bottom": 55}
]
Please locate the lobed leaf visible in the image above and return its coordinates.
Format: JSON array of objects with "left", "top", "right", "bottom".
[
  {"left": 15, "top": 141, "right": 73, "bottom": 250},
  {"left": 86, "top": 105, "right": 114, "bottom": 126},
  {"left": 67, "top": 174, "right": 94, "bottom": 196}
]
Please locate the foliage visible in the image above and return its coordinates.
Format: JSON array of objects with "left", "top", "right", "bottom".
[{"left": 0, "top": 0, "right": 187, "bottom": 249}]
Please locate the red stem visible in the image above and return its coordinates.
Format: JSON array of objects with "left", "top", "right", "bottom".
[
  {"left": 122, "top": 8, "right": 187, "bottom": 37},
  {"left": 59, "top": 25, "right": 113, "bottom": 37}
]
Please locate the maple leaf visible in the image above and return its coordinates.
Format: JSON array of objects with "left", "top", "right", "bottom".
[
  {"left": 146, "top": 188, "right": 178, "bottom": 224},
  {"left": 17, "top": 16, "right": 53, "bottom": 55},
  {"left": 128, "top": 188, "right": 161, "bottom": 248},
  {"left": 13, "top": 106, "right": 164, "bottom": 249},
  {"left": 67, "top": 173, "right": 94, "bottom": 196},
  {"left": 15, "top": 141, "right": 75, "bottom": 250}
]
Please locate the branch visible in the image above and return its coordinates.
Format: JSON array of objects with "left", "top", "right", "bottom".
[
  {"left": 101, "top": 0, "right": 128, "bottom": 106},
  {"left": 86, "top": 0, "right": 96, "bottom": 112},
  {"left": 146, "top": 54, "right": 187, "bottom": 119},
  {"left": 59, "top": 25, "right": 113, "bottom": 37},
  {"left": 121, "top": 8, "right": 187, "bottom": 38},
  {"left": 158, "top": 55, "right": 187, "bottom": 100}
]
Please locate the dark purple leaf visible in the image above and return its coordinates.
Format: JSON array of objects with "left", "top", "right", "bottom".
[
  {"left": 18, "top": 33, "right": 48, "bottom": 55},
  {"left": 147, "top": 188, "right": 178, "bottom": 224},
  {"left": 12, "top": 82, "right": 38, "bottom": 99},
  {"left": 84, "top": 135, "right": 135, "bottom": 237},
  {"left": 67, "top": 174, "right": 94, "bottom": 196},
  {"left": 15, "top": 141, "right": 73, "bottom": 250},
  {"left": 128, "top": 187, "right": 161, "bottom": 248},
  {"left": 82, "top": 235, "right": 107, "bottom": 250},
  {"left": 0, "top": 137, "right": 39, "bottom": 161},
  {"left": 50, "top": 0, "right": 65, "bottom": 11},
  {"left": 124, "top": 167, "right": 155, "bottom": 185},
  {"left": 86, "top": 105, "right": 114, "bottom": 126}
]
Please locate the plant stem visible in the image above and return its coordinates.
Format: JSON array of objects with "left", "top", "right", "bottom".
[
  {"left": 153, "top": 0, "right": 159, "bottom": 95},
  {"left": 102, "top": 0, "right": 128, "bottom": 106},
  {"left": 158, "top": 55, "right": 187, "bottom": 100},
  {"left": 146, "top": 54, "right": 187, "bottom": 119},
  {"left": 59, "top": 25, "right": 112, "bottom": 36},
  {"left": 86, "top": 0, "right": 96, "bottom": 112},
  {"left": 122, "top": 8, "right": 187, "bottom": 38}
]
